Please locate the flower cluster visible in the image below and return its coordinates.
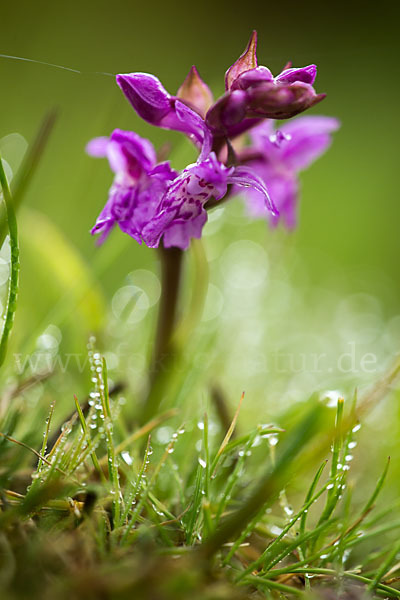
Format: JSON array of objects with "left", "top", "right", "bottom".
[{"left": 89, "top": 32, "right": 339, "bottom": 250}]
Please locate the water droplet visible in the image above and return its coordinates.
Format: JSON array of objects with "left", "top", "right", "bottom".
[
  {"left": 122, "top": 451, "right": 133, "bottom": 465},
  {"left": 198, "top": 457, "right": 206, "bottom": 468}
]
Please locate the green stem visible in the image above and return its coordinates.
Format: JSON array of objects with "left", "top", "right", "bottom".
[
  {"left": 140, "top": 245, "right": 183, "bottom": 423},
  {"left": 0, "top": 155, "right": 19, "bottom": 368},
  {"left": 152, "top": 245, "right": 183, "bottom": 371}
]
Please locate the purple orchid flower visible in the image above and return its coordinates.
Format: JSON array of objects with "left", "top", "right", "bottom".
[
  {"left": 87, "top": 129, "right": 177, "bottom": 244},
  {"left": 206, "top": 31, "right": 326, "bottom": 136},
  {"left": 88, "top": 126, "right": 277, "bottom": 250},
  {"left": 237, "top": 115, "right": 340, "bottom": 228}
]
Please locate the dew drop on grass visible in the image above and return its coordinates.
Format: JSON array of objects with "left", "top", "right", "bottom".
[
  {"left": 121, "top": 451, "right": 133, "bottom": 466},
  {"left": 268, "top": 434, "right": 279, "bottom": 447},
  {"left": 352, "top": 424, "right": 361, "bottom": 433},
  {"left": 198, "top": 457, "right": 206, "bottom": 468},
  {"left": 270, "top": 525, "right": 283, "bottom": 536},
  {"left": 156, "top": 426, "right": 173, "bottom": 444},
  {"left": 348, "top": 441, "right": 357, "bottom": 449},
  {"left": 345, "top": 454, "right": 354, "bottom": 462},
  {"left": 327, "top": 483, "right": 334, "bottom": 490},
  {"left": 197, "top": 421, "right": 204, "bottom": 430}
]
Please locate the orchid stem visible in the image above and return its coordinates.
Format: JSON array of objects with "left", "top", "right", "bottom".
[{"left": 141, "top": 245, "right": 184, "bottom": 424}]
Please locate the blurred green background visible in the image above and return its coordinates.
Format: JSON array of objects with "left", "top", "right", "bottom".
[{"left": 0, "top": 0, "right": 399, "bottom": 426}]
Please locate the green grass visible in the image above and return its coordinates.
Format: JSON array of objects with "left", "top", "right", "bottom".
[{"left": 0, "top": 341, "right": 400, "bottom": 598}]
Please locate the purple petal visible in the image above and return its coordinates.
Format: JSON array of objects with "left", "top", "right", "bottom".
[
  {"left": 228, "top": 166, "right": 278, "bottom": 216},
  {"left": 275, "top": 64, "right": 317, "bottom": 85},
  {"left": 231, "top": 66, "right": 274, "bottom": 91},
  {"left": 225, "top": 30, "right": 258, "bottom": 90},
  {"left": 163, "top": 211, "right": 208, "bottom": 250},
  {"left": 175, "top": 100, "right": 212, "bottom": 159},
  {"left": 240, "top": 169, "right": 298, "bottom": 229},
  {"left": 86, "top": 137, "right": 109, "bottom": 158},
  {"left": 141, "top": 208, "right": 176, "bottom": 248},
  {"left": 116, "top": 73, "right": 206, "bottom": 146},
  {"left": 117, "top": 73, "right": 172, "bottom": 124},
  {"left": 279, "top": 116, "right": 340, "bottom": 170},
  {"left": 91, "top": 192, "right": 117, "bottom": 244},
  {"left": 148, "top": 161, "right": 178, "bottom": 182},
  {"left": 91, "top": 218, "right": 115, "bottom": 245},
  {"left": 206, "top": 90, "right": 248, "bottom": 134},
  {"left": 118, "top": 219, "right": 143, "bottom": 244},
  {"left": 246, "top": 82, "right": 326, "bottom": 120},
  {"left": 109, "top": 129, "right": 156, "bottom": 174},
  {"left": 188, "top": 153, "right": 232, "bottom": 199},
  {"left": 106, "top": 140, "right": 129, "bottom": 174}
]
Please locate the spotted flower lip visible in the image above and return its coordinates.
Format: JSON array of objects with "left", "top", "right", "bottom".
[
  {"left": 237, "top": 115, "right": 340, "bottom": 228},
  {"left": 141, "top": 150, "right": 278, "bottom": 250}
]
